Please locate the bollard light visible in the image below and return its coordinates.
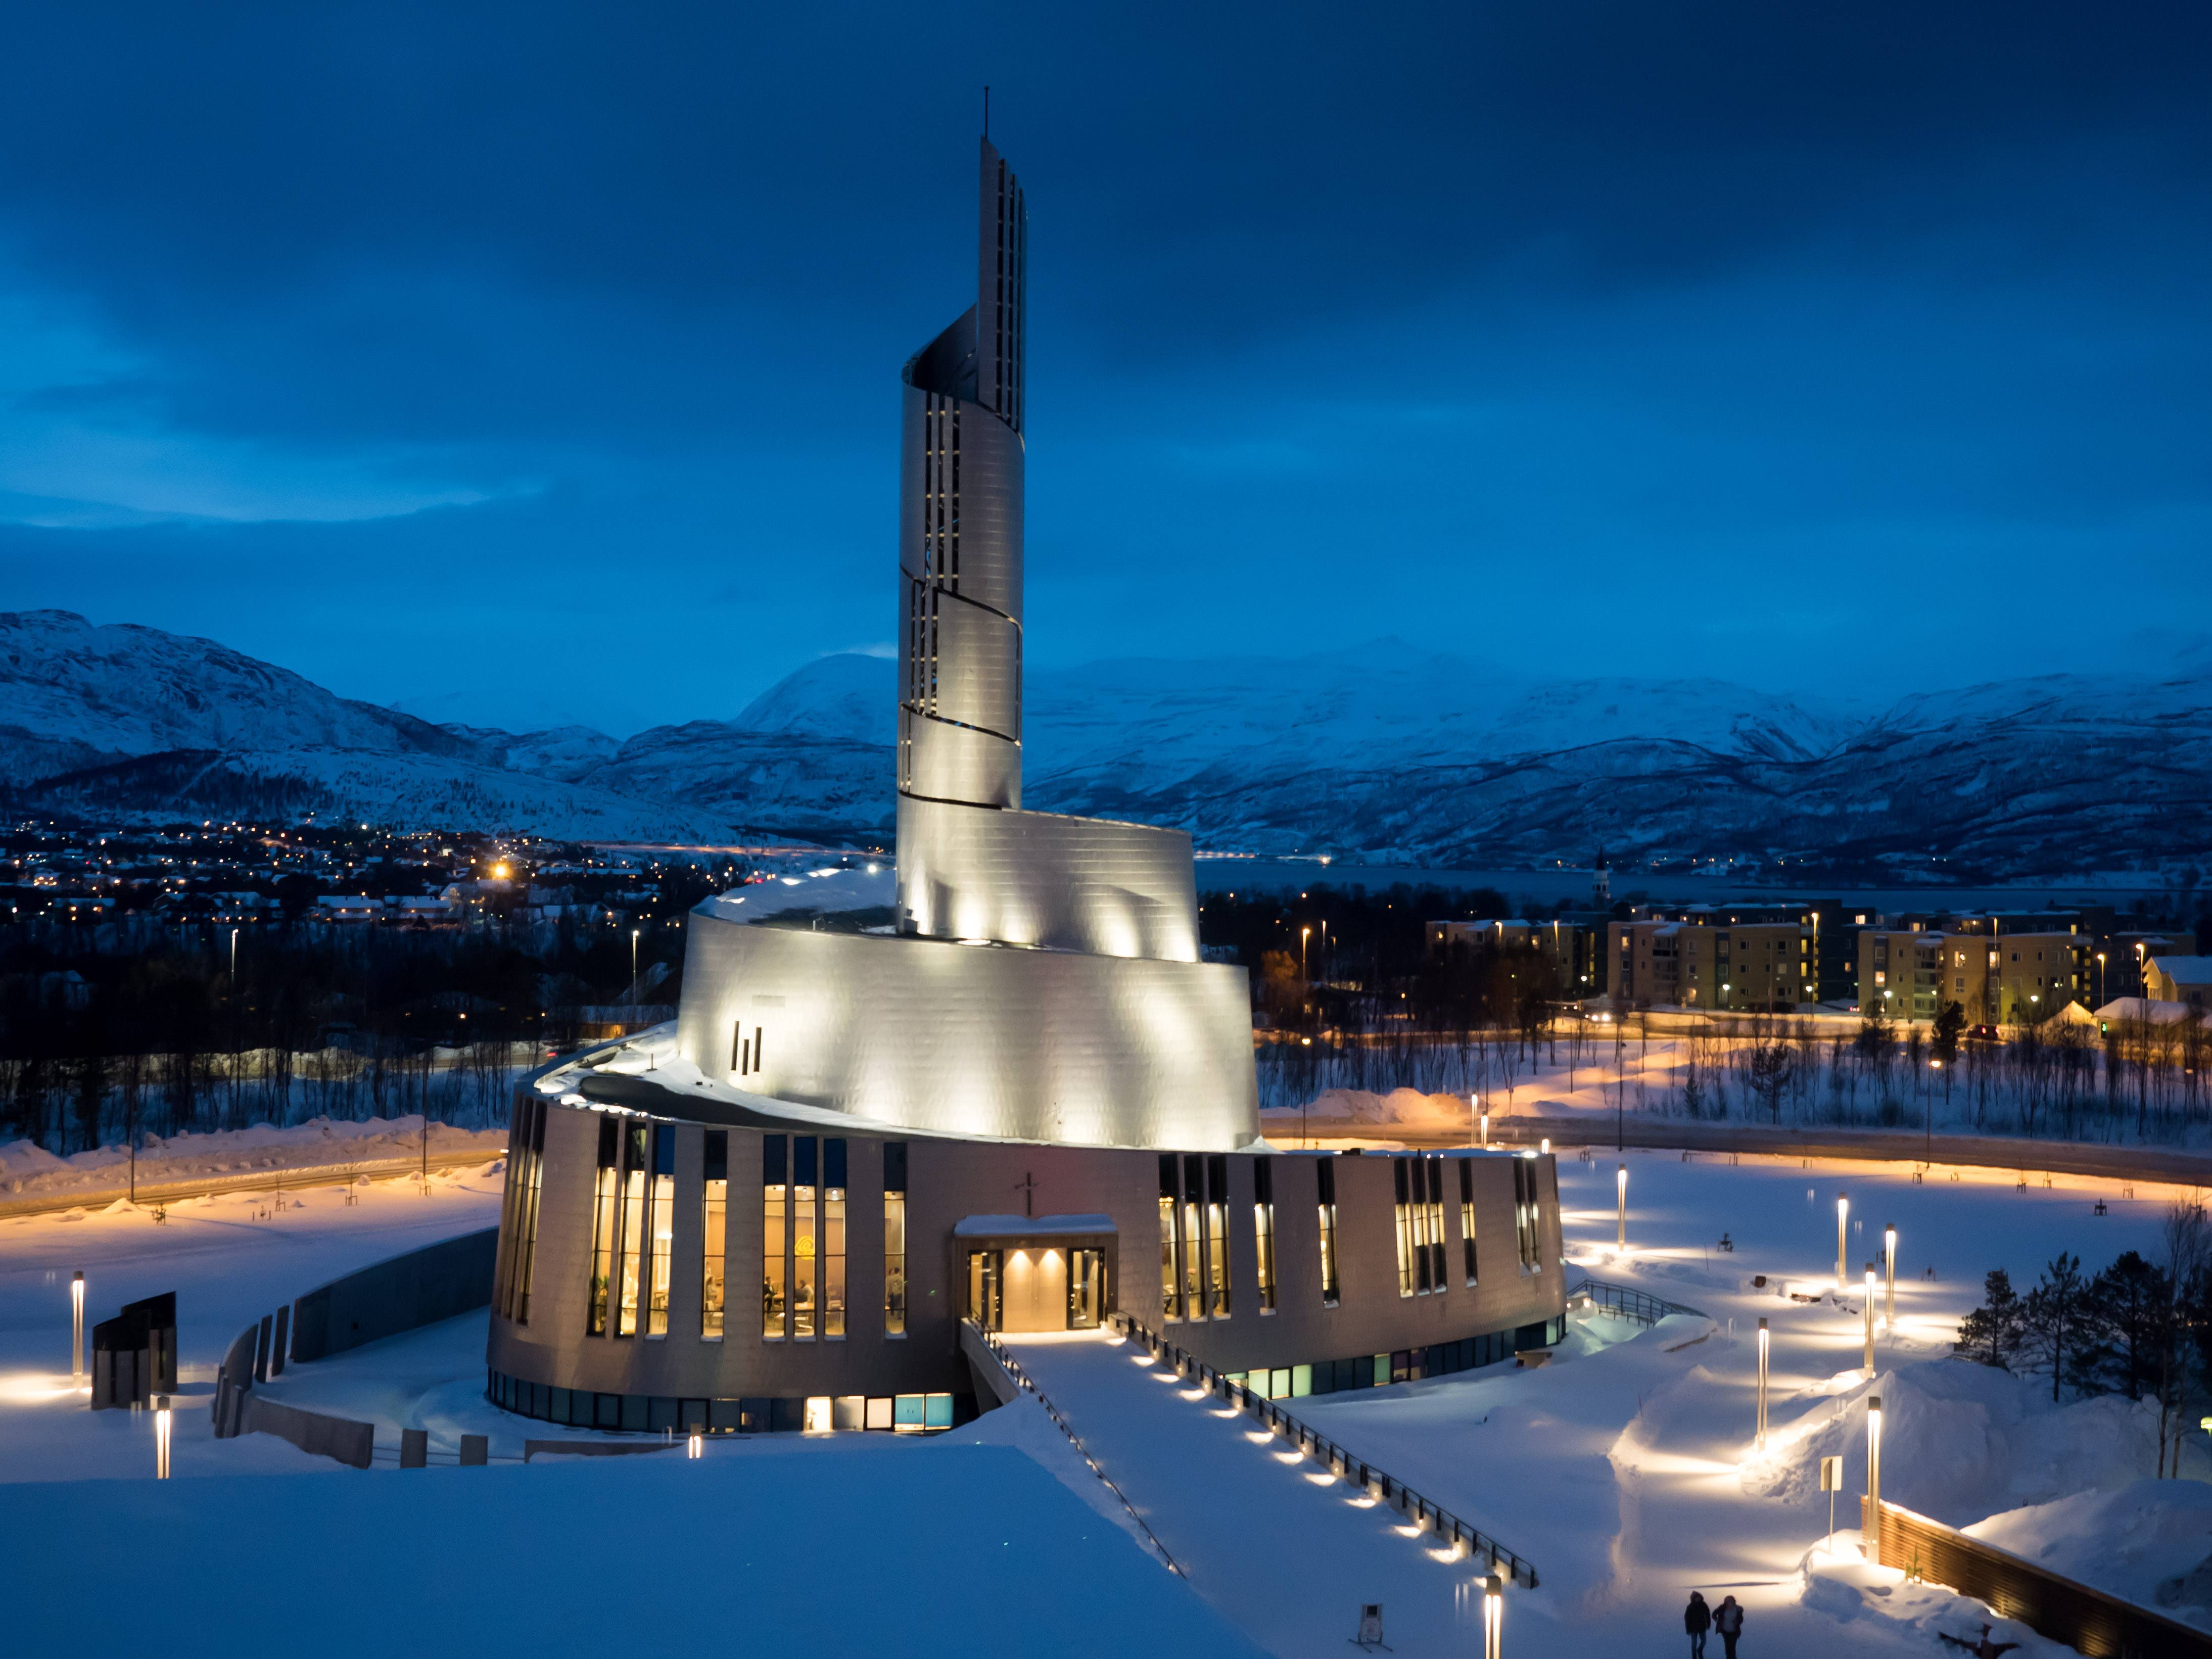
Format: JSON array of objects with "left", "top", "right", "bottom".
[
  {"left": 1836, "top": 1193, "right": 1849, "bottom": 1286},
  {"left": 1539, "top": 1138, "right": 1550, "bottom": 1156},
  {"left": 1616, "top": 1165, "right": 1628, "bottom": 1251},
  {"left": 1866, "top": 1393, "right": 1884, "bottom": 1567},
  {"left": 1884, "top": 1224, "right": 1897, "bottom": 1330},
  {"left": 155, "top": 1394, "right": 172, "bottom": 1480},
  {"left": 1863, "top": 1264, "right": 1877, "bottom": 1376},
  {"left": 1756, "top": 1317, "right": 1769, "bottom": 1449},
  {"left": 1480, "top": 1111, "right": 1489, "bottom": 1148},
  {"left": 687, "top": 1429, "right": 703, "bottom": 1460},
  {"left": 70, "top": 1270, "right": 85, "bottom": 1382},
  {"left": 1482, "top": 1574, "right": 1503, "bottom": 1659}
]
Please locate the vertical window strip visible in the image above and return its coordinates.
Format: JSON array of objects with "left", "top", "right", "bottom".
[
  {"left": 645, "top": 1127, "right": 674, "bottom": 1337},
  {"left": 515, "top": 1101, "right": 545, "bottom": 1324},
  {"left": 823, "top": 1139, "right": 846, "bottom": 1340},
  {"left": 1206, "top": 1153, "right": 1231, "bottom": 1318},
  {"left": 1182, "top": 1155, "right": 1206, "bottom": 1321},
  {"left": 701, "top": 1130, "right": 727, "bottom": 1339},
  {"left": 494, "top": 1102, "right": 523, "bottom": 1318},
  {"left": 616, "top": 1123, "right": 647, "bottom": 1337},
  {"left": 1427, "top": 1159, "right": 1447, "bottom": 1294},
  {"left": 1158, "top": 1155, "right": 1182, "bottom": 1321},
  {"left": 762, "top": 1135, "right": 788, "bottom": 1340},
  {"left": 1317, "top": 1157, "right": 1340, "bottom": 1307},
  {"left": 1253, "top": 1156, "right": 1277, "bottom": 1314},
  {"left": 1394, "top": 1158, "right": 1415, "bottom": 1297},
  {"left": 883, "top": 1142, "right": 907, "bottom": 1336},
  {"left": 1459, "top": 1157, "right": 1478, "bottom": 1287},
  {"left": 792, "top": 1136, "right": 818, "bottom": 1340},
  {"left": 587, "top": 1116, "right": 618, "bottom": 1336}
]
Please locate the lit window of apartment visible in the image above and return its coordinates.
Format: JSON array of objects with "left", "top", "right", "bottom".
[{"left": 645, "top": 1126, "right": 674, "bottom": 1337}]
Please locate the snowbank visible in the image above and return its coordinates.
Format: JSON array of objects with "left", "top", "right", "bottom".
[
  {"left": 0, "top": 1117, "right": 507, "bottom": 1202},
  {"left": 1743, "top": 1358, "right": 2162, "bottom": 1524},
  {"left": 1967, "top": 1479, "right": 2212, "bottom": 1630},
  {"left": 1260, "top": 1088, "right": 1477, "bottom": 1131}
]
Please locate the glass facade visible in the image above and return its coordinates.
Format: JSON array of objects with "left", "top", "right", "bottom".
[
  {"left": 883, "top": 1142, "right": 907, "bottom": 1337},
  {"left": 1226, "top": 1318, "right": 1565, "bottom": 1399},
  {"left": 762, "top": 1135, "right": 787, "bottom": 1339},
  {"left": 1180, "top": 1155, "right": 1205, "bottom": 1321},
  {"left": 1317, "top": 1156, "right": 1339, "bottom": 1307},
  {"left": 792, "top": 1136, "right": 818, "bottom": 1340},
  {"left": 617, "top": 1123, "right": 648, "bottom": 1337},
  {"left": 588, "top": 1116, "right": 618, "bottom": 1336},
  {"left": 1253, "top": 1156, "right": 1277, "bottom": 1314},
  {"left": 1158, "top": 1154, "right": 1182, "bottom": 1321},
  {"left": 1513, "top": 1157, "right": 1543, "bottom": 1272},
  {"left": 515, "top": 1100, "right": 546, "bottom": 1324},
  {"left": 646, "top": 1126, "right": 674, "bottom": 1337},
  {"left": 701, "top": 1130, "right": 727, "bottom": 1340},
  {"left": 1394, "top": 1157, "right": 1416, "bottom": 1297},
  {"left": 823, "top": 1138, "right": 846, "bottom": 1339},
  {"left": 486, "top": 1369, "right": 967, "bottom": 1436},
  {"left": 1204, "top": 1153, "right": 1230, "bottom": 1318},
  {"left": 1458, "top": 1156, "right": 1478, "bottom": 1286},
  {"left": 1395, "top": 1156, "right": 1447, "bottom": 1295}
]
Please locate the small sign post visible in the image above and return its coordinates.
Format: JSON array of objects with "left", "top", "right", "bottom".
[{"left": 1819, "top": 1454, "right": 1844, "bottom": 1556}]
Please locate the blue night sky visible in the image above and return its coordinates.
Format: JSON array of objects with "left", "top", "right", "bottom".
[{"left": 0, "top": 3, "right": 2206, "bottom": 736}]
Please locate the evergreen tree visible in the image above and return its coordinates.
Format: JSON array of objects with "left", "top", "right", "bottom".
[
  {"left": 2085, "top": 1250, "right": 2175, "bottom": 1401},
  {"left": 1955, "top": 1268, "right": 2027, "bottom": 1369},
  {"left": 2020, "top": 1253, "right": 2091, "bottom": 1402}
]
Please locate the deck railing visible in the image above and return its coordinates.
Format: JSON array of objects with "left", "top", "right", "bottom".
[
  {"left": 1565, "top": 1276, "right": 1707, "bottom": 1328},
  {"left": 1105, "top": 1312, "right": 1539, "bottom": 1589}
]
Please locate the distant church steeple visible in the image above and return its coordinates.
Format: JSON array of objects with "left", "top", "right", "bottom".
[{"left": 1592, "top": 850, "right": 1611, "bottom": 908}]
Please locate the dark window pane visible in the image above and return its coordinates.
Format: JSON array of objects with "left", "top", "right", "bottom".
[
  {"left": 704, "top": 1130, "right": 727, "bottom": 1183},
  {"left": 826, "top": 1139, "right": 846, "bottom": 1189},
  {"left": 885, "top": 1142, "right": 908, "bottom": 1194},
  {"left": 763, "top": 1136, "right": 786, "bottom": 1184},
  {"left": 795, "top": 1137, "right": 817, "bottom": 1188}
]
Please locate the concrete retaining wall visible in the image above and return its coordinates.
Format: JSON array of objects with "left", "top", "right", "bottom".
[
  {"left": 245, "top": 1396, "right": 375, "bottom": 1470},
  {"left": 291, "top": 1227, "right": 497, "bottom": 1363}
]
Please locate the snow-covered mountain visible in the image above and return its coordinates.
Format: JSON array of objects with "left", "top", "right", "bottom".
[{"left": 2, "top": 609, "right": 2206, "bottom": 879}]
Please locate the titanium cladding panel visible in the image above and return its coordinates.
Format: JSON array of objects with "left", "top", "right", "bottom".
[{"left": 677, "top": 910, "right": 1259, "bottom": 1151}]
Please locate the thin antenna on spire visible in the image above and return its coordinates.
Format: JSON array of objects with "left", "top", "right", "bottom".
[{"left": 983, "top": 85, "right": 990, "bottom": 140}]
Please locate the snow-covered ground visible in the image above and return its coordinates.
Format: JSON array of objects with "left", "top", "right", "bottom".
[
  {"left": 0, "top": 1116, "right": 508, "bottom": 1209},
  {"left": 2, "top": 1137, "right": 2205, "bottom": 1655}
]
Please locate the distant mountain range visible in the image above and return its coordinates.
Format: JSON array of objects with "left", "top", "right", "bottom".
[{"left": 3, "top": 608, "right": 2207, "bottom": 883}]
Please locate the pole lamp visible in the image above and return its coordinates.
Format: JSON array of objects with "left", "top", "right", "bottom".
[
  {"left": 1480, "top": 1110, "right": 1489, "bottom": 1149},
  {"left": 1481, "top": 1575, "right": 1503, "bottom": 1659},
  {"left": 1884, "top": 1225, "right": 1898, "bottom": 1330},
  {"left": 155, "top": 1395, "right": 173, "bottom": 1480},
  {"left": 1866, "top": 1394, "right": 1884, "bottom": 1567},
  {"left": 1836, "top": 1192, "right": 1849, "bottom": 1286},
  {"left": 1756, "top": 1317, "right": 1770, "bottom": 1449},
  {"left": 1616, "top": 1164, "right": 1628, "bottom": 1251},
  {"left": 1863, "top": 1264, "right": 1877, "bottom": 1376},
  {"left": 70, "top": 1270, "right": 85, "bottom": 1382}
]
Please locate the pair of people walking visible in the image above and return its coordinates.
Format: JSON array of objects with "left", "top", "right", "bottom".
[{"left": 1684, "top": 1592, "right": 1743, "bottom": 1658}]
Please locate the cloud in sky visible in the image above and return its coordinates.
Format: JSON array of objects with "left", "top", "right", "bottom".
[{"left": 0, "top": 2, "right": 2206, "bottom": 733}]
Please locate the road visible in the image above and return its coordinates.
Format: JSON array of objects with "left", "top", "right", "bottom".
[
  {"left": 0, "top": 1147, "right": 503, "bottom": 1222},
  {"left": 1299, "top": 1114, "right": 2212, "bottom": 1188}
]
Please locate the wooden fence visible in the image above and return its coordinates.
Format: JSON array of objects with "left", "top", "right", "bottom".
[{"left": 1867, "top": 1498, "right": 2212, "bottom": 1659}]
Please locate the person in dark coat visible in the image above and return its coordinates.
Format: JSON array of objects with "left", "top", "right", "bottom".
[
  {"left": 1684, "top": 1591, "right": 1712, "bottom": 1657},
  {"left": 1714, "top": 1594, "right": 1745, "bottom": 1659}
]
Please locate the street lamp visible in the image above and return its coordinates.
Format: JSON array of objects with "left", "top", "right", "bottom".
[
  {"left": 1481, "top": 1575, "right": 1503, "bottom": 1659},
  {"left": 1863, "top": 1263, "right": 1877, "bottom": 1376},
  {"left": 1836, "top": 1193, "right": 1849, "bottom": 1287},
  {"left": 70, "top": 1271, "right": 84, "bottom": 1382},
  {"left": 631, "top": 927, "right": 641, "bottom": 988},
  {"left": 1756, "top": 1317, "right": 1769, "bottom": 1449},
  {"left": 1866, "top": 1394, "right": 1885, "bottom": 1567},
  {"left": 1884, "top": 1225, "right": 1898, "bottom": 1330},
  {"left": 1616, "top": 1164, "right": 1628, "bottom": 1251},
  {"left": 155, "top": 1395, "right": 173, "bottom": 1480}
]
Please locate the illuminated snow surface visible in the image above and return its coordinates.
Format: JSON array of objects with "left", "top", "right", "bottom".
[{"left": 0, "top": 1147, "right": 2205, "bottom": 1654}]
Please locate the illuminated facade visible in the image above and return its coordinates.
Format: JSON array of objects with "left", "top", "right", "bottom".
[{"left": 485, "top": 137, "right": 1564, "bottom": 1433}]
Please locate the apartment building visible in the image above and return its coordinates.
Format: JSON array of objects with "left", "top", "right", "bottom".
[
  {"left": 1607, "top": 914, "right": 1811, "bottom": 1011},
  {"left": 1857, "top": 919, "right": 2083, "bottom": 1024}
]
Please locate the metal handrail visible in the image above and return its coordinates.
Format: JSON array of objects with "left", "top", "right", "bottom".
[
  {"left": 1566, "top": 1275, "right": 1707, "bottom": 1326},
  {"left": 1105, "top": 1312, "right": 1539, "bottom": 1589},
  {"left": 966, "top": 1321, "right": 1186, "bottom": 1579}
]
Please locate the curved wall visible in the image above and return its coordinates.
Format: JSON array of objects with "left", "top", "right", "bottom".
[{"left": 675, "top": 910, "right": 1257, "bottom": 1149}]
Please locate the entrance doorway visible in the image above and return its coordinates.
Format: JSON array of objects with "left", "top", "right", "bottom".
[
  {"left": 966, "top": 1250, "right": 1003, "bottom": 1332},
  {"left": 1068, "top": 1249, "right": 1103, "bottom": 1329}
]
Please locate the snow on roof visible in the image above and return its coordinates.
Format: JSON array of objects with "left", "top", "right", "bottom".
[
  {"left": 2094, "top": 997, "right": 2204, "bottom": 1025},
  {"left": 2150, "top": 955, "right": 2212, "bottom": 986},
  {"left": 953, "top": 1213, "right": 1117, "bottom": 1238}
]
